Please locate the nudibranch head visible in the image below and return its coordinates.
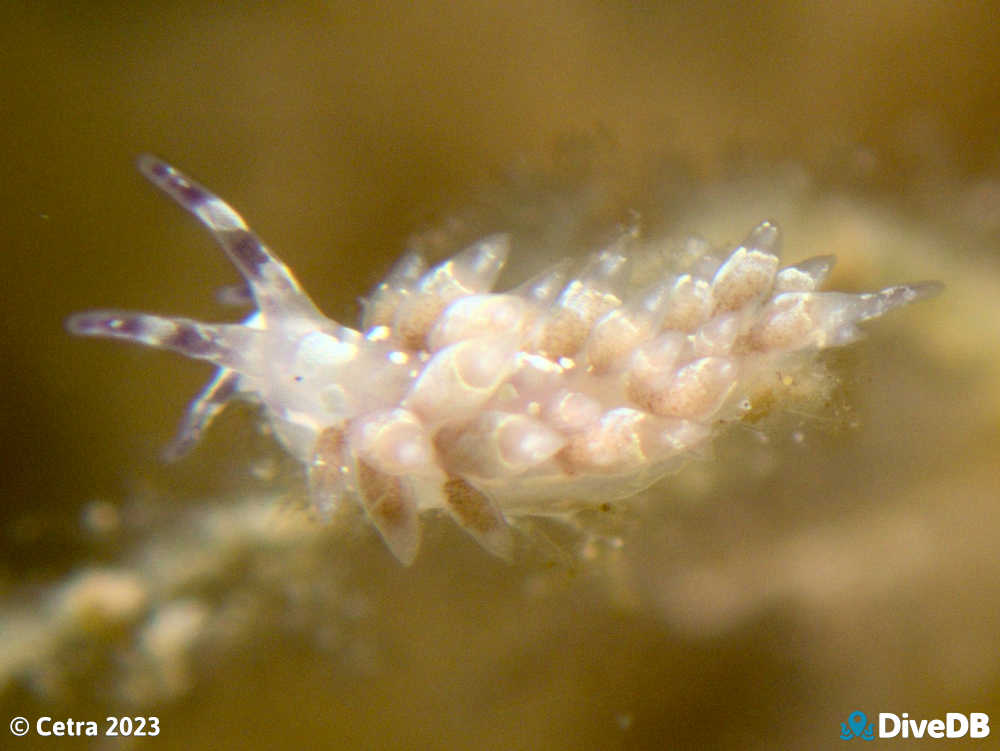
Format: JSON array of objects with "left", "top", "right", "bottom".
[{"left": 68, "top": 156, "right": 942, "bottom": 564}]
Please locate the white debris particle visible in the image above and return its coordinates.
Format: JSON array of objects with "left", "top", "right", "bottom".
[{"left": 53, "top": 568, "right": 147, "bottom": 634}]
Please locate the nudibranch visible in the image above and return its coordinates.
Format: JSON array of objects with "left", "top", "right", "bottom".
[{"left": 68, "top": 156, "right": 942, "bottom": 564}]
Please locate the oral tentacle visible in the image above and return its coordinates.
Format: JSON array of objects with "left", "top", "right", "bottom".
[
  {"left": 66, "top": 310, "right": 266, "bottom": 375},
  {"left": 163, "top": 368, "right": 242, "bottom": 461}
]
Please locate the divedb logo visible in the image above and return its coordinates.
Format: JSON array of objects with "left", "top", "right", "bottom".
[{"left": 840, "top": 711, "right": 990, "bottom": 741}]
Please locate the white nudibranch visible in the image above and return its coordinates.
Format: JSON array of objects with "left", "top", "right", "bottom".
[{"left": 68, "top": 156, "right": 943, "bottom": 564}]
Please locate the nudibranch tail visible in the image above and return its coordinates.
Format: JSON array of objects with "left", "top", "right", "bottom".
[{"left": 69, "top": 156, "right": 943, "bottom": 564}]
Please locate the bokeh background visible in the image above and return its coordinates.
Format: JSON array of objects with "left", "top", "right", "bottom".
[{"left": 2, "top": 2, "right": 999, "bottom": 748}]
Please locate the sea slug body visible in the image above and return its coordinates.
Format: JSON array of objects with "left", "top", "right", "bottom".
[{"left": 68, "top": 156, "right": 942, "bottom": 564}]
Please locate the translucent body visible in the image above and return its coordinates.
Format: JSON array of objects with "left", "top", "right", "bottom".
[{"left": 68, "top": 157, "right": 942, "bottom": 563}]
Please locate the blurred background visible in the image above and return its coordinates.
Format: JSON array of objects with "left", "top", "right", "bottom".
[{"left": 1, "top": 1, "right": 999, "bottom": 748}]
